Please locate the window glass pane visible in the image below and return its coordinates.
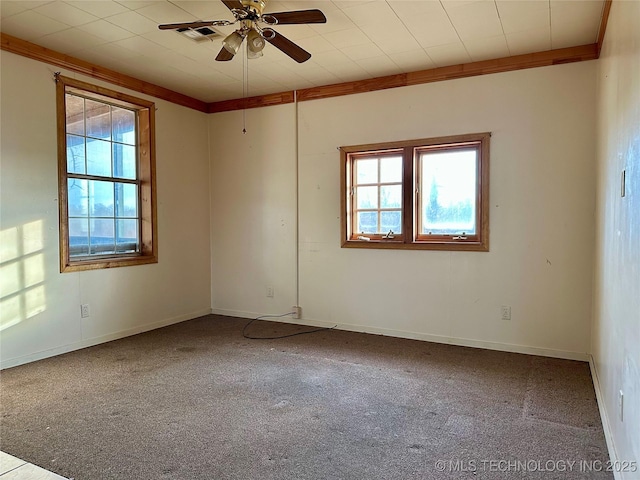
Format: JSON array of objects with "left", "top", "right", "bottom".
[
  {"left": 116, "top": 219, "right": 138, "bottom": 253},
  {"left": 89, "top": 180, "right": 114, "bottom": 217},
  {"left": 67, "top": 179, "right": 88, "bottom": 216},
  {"left": 356, "top": 186, "right": 378, "bottom": 209},
  {"left": 357, "top": 212, "right": 378, "bottom": 234},
  {"left": 90, "top": 219, "right": 115, "bottom": 254},
  {"left": 381, "top": 211, "right": 402, "bottom": 234},
  {"left": 421, "top": 149, "right": 477, "bottom": 235},
  {"left": 85, "top": 100, "right": 111, "bottom": 140},
  {"left": 356, "top": 159, "right": 377, "bottom": 184},
  {"left": 380, "top": 156, "right": 402, "bottom": 183},
  {"left": 66, "top": 135, "right": 86, "bottom": 174},
  {"left": 113, "top": 144, "right": 136, "bottom": 179},
  {"left": 69, "top": 218, "right": 89, "bottom": 256},
  {"left": 115, "top": 183, "right": 138, "bottom": 218},
  {"left": 86, "top": 138, "right": 112, "bottom": 177},
  {"left": 380, "top": 185, "right": 401, "bottom": 208},
  {"left": 112, "top": 107, "right": 135, "bottom": 145},
  {"left": 66, "top": 94, "right": 84, "bottom": 136}
]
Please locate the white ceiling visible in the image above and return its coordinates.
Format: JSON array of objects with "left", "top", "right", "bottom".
[{"left": 0, "top": 0, "right": 606, "bottom": 103}]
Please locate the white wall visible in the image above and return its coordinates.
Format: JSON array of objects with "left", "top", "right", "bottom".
[
  {"left": 210, "top": 61, "right": 597, "bottom": 360},
  {"left": 209, "top": 105, "right": 297, "bottom": 318},
  {"left": 0, "top": 51, "right": 212, "bottom": 369},
  {"left": 593, "top": 0, "right": 640, "bottom": 475}
]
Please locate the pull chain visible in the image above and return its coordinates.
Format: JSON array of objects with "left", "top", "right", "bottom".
[{"left": 242, "top": 42, "right": 248, "bottom": 134}]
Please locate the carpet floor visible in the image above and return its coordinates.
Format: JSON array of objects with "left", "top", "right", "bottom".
[{"left": 0, "top": 314, "right": 612, "bottom": 479}]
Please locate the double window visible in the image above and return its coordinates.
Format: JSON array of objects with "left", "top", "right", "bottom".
[
  {"left": 340, "top": 133, "right": 490, "bottom": 251},
  {"left": 56, "top": 76, "right": 157, "bottom": 272}
]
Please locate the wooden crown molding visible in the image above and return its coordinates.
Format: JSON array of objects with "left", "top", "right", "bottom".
[
  {"left": 206, "top": 91, "right": 295, "bottom": 114},
  {"left": 209, "top": 44, "right": 598, "bottom": 112},
  {"left": 1, "top": 33, "right": 208, "bottom": 113},
  {"left": 299, "top": 44, "right": 597, "bottom": 104},
  {"left": 597, "top": 0, "right": 613, "bottom": 56},
  {"left": 3, "top": 30, "right": 604, "bottom": 115}
]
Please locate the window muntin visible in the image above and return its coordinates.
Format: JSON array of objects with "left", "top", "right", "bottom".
[
  {"left": 57, "top": 75, "right": 157, "bottom": 272},
  {"left": 341, "top": 133, "right": 489, "bottom": 251}
]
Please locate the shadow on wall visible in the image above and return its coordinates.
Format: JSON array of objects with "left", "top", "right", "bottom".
[{"left": 0, "top": 220, "right": 47, "bottom": 331}]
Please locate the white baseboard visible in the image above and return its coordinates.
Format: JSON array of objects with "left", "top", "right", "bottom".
[
  {"left": 589, "top": 355, "right": 622, "bottom": 480},
  {"left": 1, "top": 308, "right": 213, "bottom": 370},
  {"left": 211, "top": 308, "right": 589, "bottom": 361},
  {"left": 211, "top": 308, "right": 275, "bottom": 320}
]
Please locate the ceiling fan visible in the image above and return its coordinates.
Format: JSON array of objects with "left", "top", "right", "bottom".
[{"left": 158, "top": 0, "right": 326, "bottom": 63}]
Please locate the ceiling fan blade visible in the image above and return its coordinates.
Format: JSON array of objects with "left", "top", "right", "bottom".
[
  {"left": 264, "top": 29, "right": 311, "bottom": 63},
  {"left": 216, "top": 47, "right": 235, "bottom": 61},
  {"left": 158, "top": 21, "right": 217, "bottom": 30},
  {"left": 267, "top": 9, "right": 327, "bottom": 25},
  {"left": 221, "top": 0, "right": 243, "bottom": 11}
]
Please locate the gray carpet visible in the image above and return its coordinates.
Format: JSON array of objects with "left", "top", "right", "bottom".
[{"left": 0, "top": 315, "right": 612, "bottom": 479}]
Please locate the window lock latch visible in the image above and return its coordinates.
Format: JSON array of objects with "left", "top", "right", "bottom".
[
  {"left": 382, "top": 230, "right": 395, "bottom": 239},
  {"left": 452, "top": 234, "right": 468, "bottom": 240}
]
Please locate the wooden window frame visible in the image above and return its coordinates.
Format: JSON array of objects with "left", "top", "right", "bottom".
[
  {"left": 56, "top": 75, "right": 157, "bottom": 272},
  {"left": 340, "top": 132, "right": 490, "bottom": 252}
]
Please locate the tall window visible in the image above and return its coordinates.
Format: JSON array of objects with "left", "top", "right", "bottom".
[
  {"left": 340, "top": 133, "right": 490, "bottom": 251},
  {"left": 56, "top": 75, "right": 157, "bottom": 272}
]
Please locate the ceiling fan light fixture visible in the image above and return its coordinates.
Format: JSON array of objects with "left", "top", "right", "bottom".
[
  {"left": 247, "top": 29, "right": 266, "bottom": 54},
  {"left": 222, "top": 30, "right": 244, "bottom": 54}
]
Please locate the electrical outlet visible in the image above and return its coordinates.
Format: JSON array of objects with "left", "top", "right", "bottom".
[
  {"left": 266, "top": 286, "right": 274, "bottom": 298},
  {"left": 619, "top": 390, "right": 624, "bottom": 421},
  {"left": 80, "top": 304, "right": 90, "bottom": 318},
  {"left": 291, "top": 306, "right": 301, "bottom": 319},
  {"left": 501, "top": 305, "right": 511, "bottom": 321}
]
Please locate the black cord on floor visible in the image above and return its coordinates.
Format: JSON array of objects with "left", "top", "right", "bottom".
[{"left": 242, "top": 313, "right": 337, "bottom": 340}]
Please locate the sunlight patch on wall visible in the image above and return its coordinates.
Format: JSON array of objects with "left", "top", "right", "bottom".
[{"left": 0, "top": 220, "right": 47, "bottom": 331}]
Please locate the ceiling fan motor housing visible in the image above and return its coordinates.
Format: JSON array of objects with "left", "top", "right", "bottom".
[{"left": 241, "top": 0, "right": 267, "bottom": 15}]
